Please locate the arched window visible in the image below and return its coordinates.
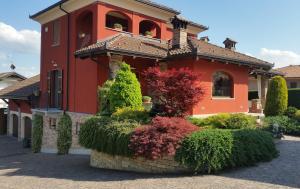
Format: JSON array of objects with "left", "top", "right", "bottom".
[
  {"left": 139, "top": 20, "right": 161, "bottom": 39},
  {"left": 76, "top": 11, "right": 93, "bottom": 49},
  {"left": 212, "top": 71, "right": 233, "bottom": 98},
  {"left": 106, "top": 11, "right": 131, "bottom": 32}
]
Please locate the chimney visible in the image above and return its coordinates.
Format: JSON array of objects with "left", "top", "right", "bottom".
[
  {"left": 171, "top": 15, "right": 189, "bottom": 48},
  {"left": 200, "top": 36, "right": 210, "bottom": 42},
  {"left": 223, "top": 38, "right": 237, "bottom": 51}
]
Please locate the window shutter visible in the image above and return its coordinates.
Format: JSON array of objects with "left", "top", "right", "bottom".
[
  {"left": 57, "top": 70, "right": 63, "bottom": 109},
  {"left": 47, "top": 71, "right": 51, "bottom": 107}
]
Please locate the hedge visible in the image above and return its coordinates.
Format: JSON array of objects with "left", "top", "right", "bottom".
[
  {"left": 79, "top": 116, "right": 140, "bottom": 157},
  {"left": 249, "top": 89, "right": 300, "bottom": 109},
  {"left": 175, "top": 129, "right": 278, "bottom": 173},
  {"left": 57, "top": 114, "right": 72, "bottom": 155},
  {"left": 263, "top": 115, "right": 300, "bottom": 136},
  {"left": 32, "top": 114, "right": 43, "bottom": 153}
]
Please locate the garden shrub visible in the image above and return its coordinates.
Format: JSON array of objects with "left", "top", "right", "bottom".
[
  {"left": 111, "top": 107, "right": 150, "bottom": 124},
  {"left": 109, "top": 62, "right": 143, "bottom": 113},
  {"left": 284, "top": 106, "right": 298, "bottom": 118},
  {"left": 129, "top": 116, "right": 199, "bottom": 160},
  {"left": 294, "top": 110, "right": 300, "bottom": 122},
  {"left": 188, "top": 113, "right": 256, "bottom": 129},
  {"left": 79, "top": 116, "right": 139, "bottom": 157},
  {"left": 225, "top": 113, "right": 256, "bottom": 129},
  {"left": 264, "top": 76, "right": 288, "bottom": 116},
  {"left": 32, "top": 114, "right": 43, "bottom": 153},
  {"left": 98, "top": 80, "right": 114, "bottom": 115},
  {"left": 262, "top": 115, "right": 300, "bottom": 136},
  {"left": 144, "top": 67, "right": 204, "bottom": 117},
  {"left": 288, "top": 88, "right": 300, "bottom": 109},
  {"left": 175, "top": 129, "right": 278, "bottom": 173},
  {"left": 57, "top": 114, "right": 72, "bottom": 155}
]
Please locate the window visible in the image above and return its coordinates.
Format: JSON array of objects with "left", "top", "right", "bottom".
[
  {"left": 212, "top": 71, "right": 233, "bottom": 98},
  {"left": 105, "top": 11, "right": 131, "bottom": 32},
  {"left": 290, "top": 82, "right": 297, "bottom": 89},
  {"left": 139, "top": 20, "right": 161, "bottom": 38},
  {"left": 52, "top": 20, "right": 61, "bottom": 46},
  {"left": 47, "top": 70, "right": 63, "bottom": 109}
]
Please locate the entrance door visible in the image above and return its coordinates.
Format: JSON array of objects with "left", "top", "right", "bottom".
[
  {"left": 24, "top": 117, "right": 32, "bottom": 139},
  {"left": 12, "top": 114, "right": 18, "bottom": 138}
]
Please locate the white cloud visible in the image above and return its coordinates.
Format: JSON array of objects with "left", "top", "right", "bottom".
[
  {"left": 259, "top": 48, "right": 300, "bottom": 68},
  {"left": 0, "top": 22, "right": 40, "bottom": 54}
]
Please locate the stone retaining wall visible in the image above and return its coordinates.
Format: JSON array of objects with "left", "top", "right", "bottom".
[{"left": 90, "top": 150, "right": 191, "bottom": 174}]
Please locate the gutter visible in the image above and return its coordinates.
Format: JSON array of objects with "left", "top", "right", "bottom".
[{"left": 59, "top": 3, "right": 70, "bottom": 111}]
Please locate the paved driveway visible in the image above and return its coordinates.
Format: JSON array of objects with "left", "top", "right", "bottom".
[{"left": 0, "top": 135, "right": 299, "bottom": 189}]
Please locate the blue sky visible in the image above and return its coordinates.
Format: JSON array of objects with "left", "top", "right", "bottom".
[{"left": 0, "top": 0, "right": 300, "bottom": 77}]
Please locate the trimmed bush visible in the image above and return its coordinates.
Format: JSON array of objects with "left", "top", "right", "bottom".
[
  {"left": 262, "top": 115, "right": 300, "bottom": 136},
  {"left": 57, "top": 114, "right": 72, "bottom": 155},
  {"left": 264, "top": 76, "right": 288, "bottom": 116},
  {"left": 284, "top": 106, "right": 298, "bottom": 118},
  {"left": 294, "top": 110, "right": 300, "bottom": 122},
  {"left": 111, "top": 107, "right": 151, "bottom": 124},
  {"left": 109, "top": 63, "right": 143, "bottom": 113},
  {"left": 98, "top": 80, "right": 114, "bottom": 115},
  {"left": 129, "top": 116, "right": 199, "bottom": 160},
  {"left": 79, "top": 116, "right": 139, "bottom": 157},
  {"left": 32, "top": 114, "right": 43, "bottom": 153},
  {"left": 175, "top": 129, "right": 278, "bottom": 173},
  {"left": 288, "top": 88, "right": 300, "bottom": 109},
  {"left": 188, "top": 113, "right": 256, "bottom": 129}
]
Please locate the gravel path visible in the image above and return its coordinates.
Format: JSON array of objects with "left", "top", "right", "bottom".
[{"left": 0, "top": 135, "right": 299, "bottom": 189}]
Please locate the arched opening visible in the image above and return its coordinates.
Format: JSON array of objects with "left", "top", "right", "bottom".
[
  {"left": 139, "top": 20, "right": 161, "bottom": 39},
  {"left": 12, "top": 114, "right": 18, "bottom": 138},
  {"left": 76, "top": 11, "right": 93, "bottom": 49},
  {"left": 24, "top": 117, "right": 32, "bottom": 139},
  {"left": 212, "top": 71, "right": 234, "bottom": 98},
  {"left": 106, "top": 11, "right": 131, "bottom": 32}
]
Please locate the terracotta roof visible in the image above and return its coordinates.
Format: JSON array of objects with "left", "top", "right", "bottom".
[
  {"left": 75, "top": 34, "right": 273, "bottom": 69},
  {"left": 276, "top": 65, "right": 300, "bottom": 78},
  {"left": 30, "top": 0, "right": 180, "bottom": 19},
  {"left": 75, "top": 34, "right": 169, "bottom": 59},
  {"left": 0, "top": 72, "right": 26, "bottom": 80},
  {"left": 0, "top": 75, "right": 40, "bottom": 100}
]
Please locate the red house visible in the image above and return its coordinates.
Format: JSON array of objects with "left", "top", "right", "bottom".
[{"left": 29, "top": 0, "right": 275, "bottom": 154}]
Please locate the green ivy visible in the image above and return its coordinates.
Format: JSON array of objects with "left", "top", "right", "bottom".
[
  {"left": 109, "top": 62, "right": 143, "bottom": 113},
  {"left": 264, "top": 76, "right": 288, "bottom": 116},
  {"left": 32, "top": 114, "right": 43, "bottom": 153},
  {"left": 57, "top": 114, "right": 72, "bottom": 155}
]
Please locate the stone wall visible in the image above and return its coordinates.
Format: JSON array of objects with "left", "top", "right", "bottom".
[
  {"left": 41, "top": 111, "right": 92, "bottom": 154},
  {"left": 90, "top": 150, "right": 191, "bottom": 174}
]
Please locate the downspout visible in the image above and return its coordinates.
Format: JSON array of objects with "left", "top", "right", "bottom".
[{"left": 59, "top": 3, "right": 70, "bottom": 112}]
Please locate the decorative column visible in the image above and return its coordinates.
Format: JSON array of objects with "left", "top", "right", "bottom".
[
  {"left": 109, "top": 54, "right": 123, "bottom": 79},
  {"left": 257, "top": 75, "right": 262, "bottom": 100},
  {"left": 261, "top": 77, "right": 269, "bottom": 108}
]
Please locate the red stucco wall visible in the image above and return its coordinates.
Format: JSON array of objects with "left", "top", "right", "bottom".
[{"left": 9, "top": 100, "right": 32, "bottom": 114}]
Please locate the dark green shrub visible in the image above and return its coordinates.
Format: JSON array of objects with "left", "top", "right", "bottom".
[
  {"left": 109, "top": 63, "right": 143, "bottom": 113},
  {"left": 288, "top": 89, "right": 300, "bottom": 109},
  {"left": 175, "top": 129, "right": 278, "bottom": 173},
  {"left": 225, "top": 113, "right": 256, "bottom": 129},
  {"left": 111, "top": 107, "right": 151, "bottom": 124},
  {"left": 264, "top": 76, "right": 288, "bottom": 116},
  {"left": 284, "top": 106, "right": 298, "bottom": 118},
  {"left": 188, "top": 113, "right": 256, "bottom": 129},
  {"left": 98, "top": 80, "right": 114, "bottom": 115},
  {"left": 79, "top": 116, "right": 140, "bottom": 157},
  {"left": 32, "top": 114, "right": 43, "bottom": 153},
  {"left": 57, "top": 114, "right": 72, "bottom": 155},
  {"left": 262, "top": 116, "right": 300, "bottom": 136}
]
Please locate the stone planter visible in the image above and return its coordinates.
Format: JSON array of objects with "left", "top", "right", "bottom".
[{"left": 90, "top": 150, "right": 191, "bottom": 174}]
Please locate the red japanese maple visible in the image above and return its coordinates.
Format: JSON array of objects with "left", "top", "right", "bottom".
[
  {"left": 129, "top": 116, "right": 199, "bottom": 160},
  {"left": 144, "top": 67, "right": 205, "bottom": 117}
]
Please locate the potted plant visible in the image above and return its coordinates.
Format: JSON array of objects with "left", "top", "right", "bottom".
[
  {"left": 142, "top": 96, "right": 152, "bottom": 103},
  {"left": 113, "top": 23, "right": 123, "bottom": 31},
  {"left": 145, "top": 31, "right": 153, "bottom": 38}
]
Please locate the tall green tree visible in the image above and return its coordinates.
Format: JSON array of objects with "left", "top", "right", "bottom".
[
  {"left": 109, "top": 62, "right": 142, "bottom": 112},
  {"left": 264, "top": 76, "right": 288, "bottom": 116}
]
